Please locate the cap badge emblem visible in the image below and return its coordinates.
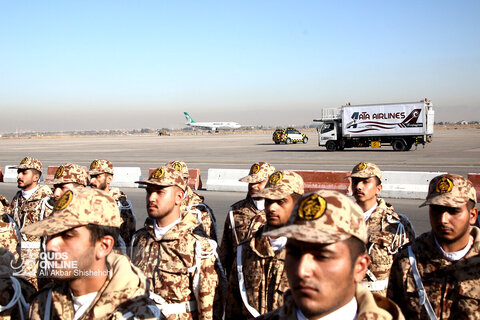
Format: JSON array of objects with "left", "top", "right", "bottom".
[
  {"left": 269, "top": 172, "right": 283, "bottom": 185},
  {"left": 172, "top": 162, "right": 183, "bottom": 172},
  {"left": 251, "top": 163, "right": 260, "bottom": 174},
  {"left": 436, "top": 177, "right": 453, "bottom": 194},
  {"left": 298, "top": 193, "right": 327, "bottom": 220},
  {"left": 356, "top": 162, "right": 367, "bottom": 171},
  {"left": 54, "top": 190, "right": 73, "bottom": 211},
  {"left": 55, "top": 166, "right": 64, "bottom": 178},
  {"left": 90, "top": 160, "right": 99, "bottom": 169},
  {"left": 20, "top": 157, "right": 29, "bottom": 165},
  {"left": 151, "top": 168, "right": 165, "bottom": 179}
]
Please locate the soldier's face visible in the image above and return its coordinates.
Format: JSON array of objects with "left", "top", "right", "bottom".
[
  {"left": 248, "top": 179, "right": 269, "bottom": 196},
  {"left": 429, "top": 204, "right": 477, "bottom": 246},
  {"left": 45, "top": 226, "right": 96, "bottom": 280},
  {"left": 285, "top": 239, "right": 366, "bottom": 319},
  {"left": 89, "top": 173, "right": 111, "bottom": 191},
  {"left": 352, "top": 177, "right": 381, "bottom": 204},
  {"left": 53, "top": 183, "right": 78, "bottom": 201},
  {"left": 265, "top": 195, "right": 297, "bottom": 229},
  {"left": 146, "top": 185, "right": 183, "bottom": 225},
  {"left": 17, "top": 169, "right": 39, "bottom": 190}
]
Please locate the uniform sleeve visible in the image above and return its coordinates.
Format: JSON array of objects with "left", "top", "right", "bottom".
[
  {"left": 224, "top": 250, "right": 245, "bottom": 320},
  {"left": 399, "top": 214, "right": 416, "bottom": 243},
  {"left": 387, "top": 253, "right": 409, "bottom": 313},
  {"left": 198, "top": 241, "right": 225, "bottom": 320},
  {"left": 219, "top": 213, "right": 235, "bottom": 279}
]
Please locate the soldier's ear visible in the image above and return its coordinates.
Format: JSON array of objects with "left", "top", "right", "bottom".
[
  {"left": 375, "top": 183, "right": 383, "bottom": 197},
  {"left": 106, "top": 174, "right": 113, "bottom": 184},
  {"left": 95, "top": 235, "right": 115, "bottom": 259},
  {"left": 353, "top": 253, "right": 370, "bottom": 283},
  {"left": 469, "top": 207, "right": 478, "bottom": 225}
]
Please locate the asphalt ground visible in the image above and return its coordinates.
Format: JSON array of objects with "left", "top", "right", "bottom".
[{"left": 1, "top": 128, "right": 479, "bottom": 236}]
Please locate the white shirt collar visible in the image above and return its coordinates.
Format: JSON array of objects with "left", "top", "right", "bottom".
[
  {"left": 296, "top": 296, "right": 357, "bottom": 320},
  {"left": 21, "top": 185, "right": 39, "bottom": 200},
  {"left": 253, "top": 198, "right": 265, "bottom": 211},
  {"left": 154, "top": 217, "right": 181, "bottom": 239},
  {"left": 434, "top": 235, "right": 473, "bottom": 261},
  {"left": 70, "top": 290, "right": 98, "bottom": 320},
  {"left": 363, "top": 202, "right": 378, "bottom": 222},
  {"left": 268, "top": 236, "right": 287, "bottom": 252}
]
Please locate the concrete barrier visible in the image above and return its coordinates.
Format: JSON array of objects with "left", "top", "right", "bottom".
[
  {"left": 294, "top": 170, "right": 351, "bottom": 194},
  {"left": 111, "top": 167, "right": 142, "bottom": 188},
  {"left": 381, "top": 171, "right": 446, "bottom": 199},
  {"left": 468, "top": 173, "right": 480, "bottom": 201},
  {"left": 147, "top": 168, "right": 203, "bottom": 190},
  {"left": 206, "top": 168, "right": 249, "bottom": 192},
  {"left": 2, "top": 166, "right": 18, "bottom": 183}
]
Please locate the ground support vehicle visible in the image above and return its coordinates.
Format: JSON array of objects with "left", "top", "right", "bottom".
[{"left": 272, "top": 128, "right": 308, "bottom": 144}]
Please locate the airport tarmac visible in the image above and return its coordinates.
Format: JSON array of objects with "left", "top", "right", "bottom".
[{"left": 0, "top": 128, "right": 479, "bottom": 236}]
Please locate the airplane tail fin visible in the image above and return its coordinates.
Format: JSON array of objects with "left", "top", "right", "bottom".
[{"left": 184, "top": 112, "right": 196, "bottom": 124}]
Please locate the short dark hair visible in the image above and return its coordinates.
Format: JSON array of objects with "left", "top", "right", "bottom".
[
  {"left": 343, "top": 236, "right": 367, "bottom": 267},
  {"left": 467, "top": 200, "right": 476, "bottom": 211},
  {"left": 32, "top": 169, "right": 42, "bottom": 178},
  {"left": 85, "top": 224, "right": 120, "bottom": 249}
]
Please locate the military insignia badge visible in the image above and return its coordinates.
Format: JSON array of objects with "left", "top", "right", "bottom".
[
  {"left": 90, "top": 160, "right": 99, "bottom": 170},
  {"left": 251, "top": 163, "right": 260, "bottom": 174},
  {"left": 55, "top": 166, "right": 64, "bottom": 178},
  {"left": 54, "top": 190, "right": 73, "bottom": 211},
  {"left": 269, "top": 172, "right": 283, "bottom": 185},
  {"left": 355, "top": 162, "right": 367, "bottom": 172},
  {"left": 20, "top": 157, "right": 29, "bottom": 164},
  {"left": 172, "top": 162, "right": 183, "bottom": 172},
  {"left": 151, "top": 168, "right": 165, "bottom": 179},
  {"left": 436, "top": 177, "right": 453, "bottom": 194},
  {"left": 298, "top": 193, "right": 327, "bottom": 220}
]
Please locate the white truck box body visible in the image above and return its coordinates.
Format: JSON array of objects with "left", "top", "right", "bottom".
[{"left": 341, "top": 102, "right": 430, "bottom": 137}]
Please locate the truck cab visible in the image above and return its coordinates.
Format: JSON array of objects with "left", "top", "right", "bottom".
[{"left": 318, "top": 121, "right": 342, "bottom": 151}]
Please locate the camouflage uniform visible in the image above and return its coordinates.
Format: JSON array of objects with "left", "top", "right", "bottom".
[
  {"left": 219, "top": 162, "right": 275, "bottom": 278},
  {"left": 225, "top": 171, "right": 304, "bottom": 319},
  {"left": 0, "top": 213, "right": 21, "bottom": 264},
  {"left": 349, "top": 162, "right": 415, "bottom": 296},
  {"left": 29, "top": 253, "right": 161, "bottom": 320},
  {"left": 89, "top": 159, "right": 137, "bottom": 247},
  {"left": 0, "top": 248, "right": 36, "bottom": 320},
  {"left": 9, "top": 157, "right": 52, "bottom": 289},
  {"left": 166, "top": 160, "right": 218, "bottom": 241},
  {"left": 254, "top": 285, "right": 405, "bottom": 320},
  {"left": 22, "top": 187, "right": 161, "bottom": 320},
  {"left": 388, "top": 174, "right": 480, "bottom": 319},
  {"left": 262, "top": 190, "right": 405, "bottom": 320},
  {"left": 132, "top": 166, "right": 224, "bottom": 320}
]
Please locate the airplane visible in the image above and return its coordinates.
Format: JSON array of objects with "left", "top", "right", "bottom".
[{"left": 183, "top": 112, "right": 241, "bottom": 132}]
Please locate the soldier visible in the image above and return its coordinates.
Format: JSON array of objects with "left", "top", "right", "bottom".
[
  {"left": 131, "top": 166, "right": 224, "bottom": 320},
  {"left": 225, "top": 170, "right": 304, "bottom": 319},
  {"left": 22, "top": 187, "right": 161, "bottom": 320},
  {"left": 0, "top": 196, "right": 21, "bottom": 263},
  {"left": 219, "top": 162, "right": 275, "bottom": 278},
  {"left": 388, "top": 174, "right": 480, "bottom": 319},
  {"left": 349, "top": 162, "right": 415, "bottom": 296},
  {"left": 10, "top": 157, "right": 52, "bottom": 289},
  {"left": 88, "top": 159, "right": 136, "bottom": 247},
  {"left": 255, "top": 190, "right": 405, "bottom": 320},
  {"left": 165, "top": 160, "right": 218, "bottom": 241}
]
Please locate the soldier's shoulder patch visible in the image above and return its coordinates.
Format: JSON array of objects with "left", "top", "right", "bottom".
[
  {"left": 269, "top": 172, "right": 283, "bottom": 185},
  {"left": 298, "top": 193, "right": 327, "bottom": 220},
  {"left": 436, "top": 177, "right": 453, "bottom": 194},
  {"left": 55, "top": 190, "right": 73, "bottom": 211}
]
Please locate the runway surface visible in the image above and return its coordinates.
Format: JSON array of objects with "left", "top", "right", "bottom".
[{"left": 1, "top": 128, "right": 479, "bottom": 236}]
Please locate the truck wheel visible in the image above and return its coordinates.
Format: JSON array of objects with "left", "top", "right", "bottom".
[
  {"left": 405, "top": 143, "right": 413, "bottom": 151},
  {"left": 326, "top": 141, "right": 337, "bottom": 152},
  {"left": 392, "top": 139, "right": 407, "bottom": 151},
  {"left": 303, "top": 137, "right": 308, "bottom": 144},
  {"left": 286, "top": 138, "right": 292, "bottom": 144}
]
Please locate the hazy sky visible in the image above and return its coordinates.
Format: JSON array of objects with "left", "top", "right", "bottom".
[{"left": 1, "top": 1, "right": 479, "bottom": 132}]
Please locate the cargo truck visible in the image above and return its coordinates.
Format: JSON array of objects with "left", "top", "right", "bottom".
[{"left": 313, "top": 99, "right": 434, "bottom": 151}]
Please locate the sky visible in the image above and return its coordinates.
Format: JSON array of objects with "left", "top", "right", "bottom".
[{"left": 1, "top": 1, "right": 479, "bottom": 132}]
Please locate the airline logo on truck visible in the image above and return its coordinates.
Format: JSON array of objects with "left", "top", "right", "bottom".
[{"left": 346, "top": 109, "right": 423, "bottom": 133}]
